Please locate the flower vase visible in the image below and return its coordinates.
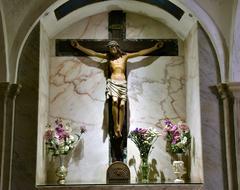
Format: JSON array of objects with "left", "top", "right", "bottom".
[
  {"left": 172, "top": 153, "right": 186, "bottom": 183},
  {"left": 140, "top": 155, "right": 149, "bottom": 183},
  {"left": 56, "top": 155, "right": 68, "bottom": 185}
]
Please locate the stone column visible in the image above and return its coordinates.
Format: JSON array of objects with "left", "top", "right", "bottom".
[
  {"left": 0, "top": 83, "right": 21, "bottom": 190},
  {"left": 0, "top": 82, "right": 10, "bottom": 190},
  {"left": 228, "top": 82, "right": 240, "bottom": 189},
  {"left": 217, "top": 83, "right": 238, "bottom": 190}
]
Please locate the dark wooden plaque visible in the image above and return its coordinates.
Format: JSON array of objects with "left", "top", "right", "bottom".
[{"left": 106, "top": 161, "right": 130, "bottom": 184}]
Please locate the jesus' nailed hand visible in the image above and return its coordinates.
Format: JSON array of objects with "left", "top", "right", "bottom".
[{"left": 71, "top": 39, "right": 164, "bottom": 138}]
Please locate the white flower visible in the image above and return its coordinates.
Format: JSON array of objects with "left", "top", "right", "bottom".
[
  {"left": 64, "top": 145, "right": 69, "bottom": 152},
  {"left": 181, "top": 136, "right": 188, "bottom": 144},
  {"left": 69, "top": 135, "right": 75, "bottom": 141}
]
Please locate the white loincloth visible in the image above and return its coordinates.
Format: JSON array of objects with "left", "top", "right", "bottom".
[{"left": 106, "top": 79, "right": 127, "bottom": 102}]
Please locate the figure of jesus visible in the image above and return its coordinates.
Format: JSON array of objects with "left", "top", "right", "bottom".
[{"left": 71, "top": 40, "right": 163, "bottom": 138}]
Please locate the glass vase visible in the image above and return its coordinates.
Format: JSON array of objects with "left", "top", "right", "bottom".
[
  {"left": 55, "top": 155, "right": 68, "bottom": 185},
  {"left": 140, "top": 155, "right": 149, "bottom": 183},
  {"left": 172, "top": 153, "right": 186, "bottom": 183}
]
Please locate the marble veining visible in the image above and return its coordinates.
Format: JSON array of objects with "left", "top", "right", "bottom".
[
  {"left": 127, "top": 56, "right": 185, "bottom": 123},
  {"left": 127, "top": 56, "right": 185, "bottom": 183},
  {"left": 48, "top": 56, "right": 108, "bottom": 184}
]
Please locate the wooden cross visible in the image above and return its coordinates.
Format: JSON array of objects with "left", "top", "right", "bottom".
[{"left": 56, "top": 11, "right": 178, "bottom": 163}]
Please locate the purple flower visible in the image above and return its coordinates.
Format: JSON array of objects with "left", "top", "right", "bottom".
[
  {"left": 55, "top": 126, "right": 69, "bottom": 139},
  {"left": 170, "top": 124, "right": 177, "bottom": 132},
  {"left": 164, "top": 119, "right": 172, "bottom": 126},
  {"left": 129, "top": 127, "right": 160, "bottom": 156},
  {"left": 139, "top": 128, "right": 147, "bottom": 134},
  {"left": 133, "top": 128, "right": 138, "bottom": 134},
  {"left": 56, "top": 126, "right": 64, "bottom": 133}
]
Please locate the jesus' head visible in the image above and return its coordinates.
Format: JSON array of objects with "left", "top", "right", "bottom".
[{"left": 106, "top": 40, "right": 126, "bottom": 60}]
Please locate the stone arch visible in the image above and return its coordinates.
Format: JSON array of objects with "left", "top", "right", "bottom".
[
  {"left": 6, "top": 0, "right": 57, "bottom": 83},
  {"left": 179, "top": 0, "right": 228, "bottom": 82}
]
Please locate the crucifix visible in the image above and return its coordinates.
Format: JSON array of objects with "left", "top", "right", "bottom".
[{"left": 56, "top": 10, "right": 178, "bottom": 163}]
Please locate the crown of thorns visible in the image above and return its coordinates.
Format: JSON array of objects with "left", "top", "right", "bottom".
[{"left": 106, "top": 40, "right": 119, "bottom": 47}]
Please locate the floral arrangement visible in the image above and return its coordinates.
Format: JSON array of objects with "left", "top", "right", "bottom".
[
  {"left": 44, "top": 118, "right": 86, "bottom": 156},
  {"left": 163, "top": 119, "right": 191, "bottom": 154},
  {"left": 128, "top": 128, "right": 160, "bottom": 159}
]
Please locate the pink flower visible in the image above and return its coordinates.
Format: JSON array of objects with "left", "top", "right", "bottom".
[
  {"left": 55, "top": 126, "right": 69, "bottom": 139},
  {"left": 173, "top": 130, "right": 180, "bottom": 136},
  {"left": 173, "top": 134, "right": 181, "bottom": 141},
  {"left": 44, "top": 129, "right": 54, "bottom": 141},
  {"left": 170, "top": 124, "right": 177, "bottom": 132},
  {"left": 178, "top": 123, "right": 189, "bottom": 133},
  {"left": 139, "top": 128, "right": 147, "bottom": 134}
]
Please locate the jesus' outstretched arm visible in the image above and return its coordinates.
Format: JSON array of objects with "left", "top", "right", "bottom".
[
  {"left": 126, "top": 41, "right": 164, "bottom": 59},
  {"left": 71, "top": 40, "right": 107, "bottom": 59}
]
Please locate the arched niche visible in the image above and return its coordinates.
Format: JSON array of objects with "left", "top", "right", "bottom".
[{"left": 35, "top": 9, "right": 217, "bottom": 185}]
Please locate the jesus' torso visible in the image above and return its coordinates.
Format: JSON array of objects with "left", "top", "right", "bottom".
[{"left": 109, "top": 55, "right": 128, "bottom": 81}]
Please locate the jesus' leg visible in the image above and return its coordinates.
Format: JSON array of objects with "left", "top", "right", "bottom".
[
  {"left": 112, "top": 98, "right": 121, "bottom": 138},
  {"left": 118, "top": 99, "right": 126, "bottom": 138}
]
